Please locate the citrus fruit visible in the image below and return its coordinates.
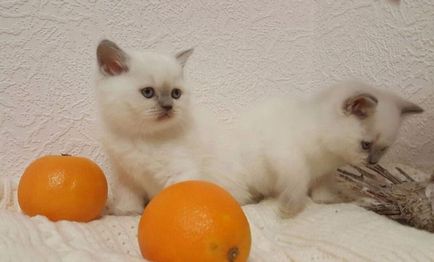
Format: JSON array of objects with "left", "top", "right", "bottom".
[
  {"left": 18, "top": 154, "right": 108, "bottom": 222},
  {"left": 138, "top": 180, "right": 251, "bottom": 262}
]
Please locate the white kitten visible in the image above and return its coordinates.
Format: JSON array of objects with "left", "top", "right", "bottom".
[
  {"left": 207, "top": 81, "right": 423, "bottom": 217},
  {"left": 95, "top": 40, "right": 201, "bottom": 215}
]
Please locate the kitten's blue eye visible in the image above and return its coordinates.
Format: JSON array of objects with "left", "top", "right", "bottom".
[
  {"left": 141, "top": 87, "right": 154, "bottom": 98},
  {"left": 171, "top": 88, "right": 182, "bottom": 99},
  {"left": 361, "top": 141, "right": 373, "bottom": 150}
]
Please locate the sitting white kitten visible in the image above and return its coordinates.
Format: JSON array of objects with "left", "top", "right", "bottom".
[
  {"left": 208, "top": 81, "right": 423, "bottom": 217},
  {"left": 95, "top": 39, "right": 201, "bottom": 215}
]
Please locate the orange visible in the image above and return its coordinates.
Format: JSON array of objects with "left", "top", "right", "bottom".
[
  {"left": 138, "top": 181, "right": 251, "bottom": 262},
  {"left": 18, "top": 154, "right": 108, "bottom": 222}
]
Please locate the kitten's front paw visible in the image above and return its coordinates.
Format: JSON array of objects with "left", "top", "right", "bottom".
[
  {"left": 165, "top": 171, "right": 201, "bottom": 187},
  {"left": 107, "top": 181, "right": 148, "bottom": 216},
  {"left": 278, "top": 180, "right": 309, "bottom": 219},
  {"left": 277, "top": 201, "right": 305, "bottom": 219},
  {"left": 105, "top": 203, "right": 144, "bottom": 216},
  {"left": 105, "top": 196, "right": 146, "bottom": 216}
]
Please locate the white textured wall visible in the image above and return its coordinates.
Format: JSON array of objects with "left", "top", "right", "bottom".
[
  {"left": 1, "top": 0, "right": 433, "bottom": 182},
  {"left": 311, "top": 0, "right": 434, "bottom": 170}
]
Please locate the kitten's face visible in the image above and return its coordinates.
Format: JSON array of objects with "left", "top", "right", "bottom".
[
  {"left": 95, "top": 40, "right": 193, "bottom": 136},
  {"left": 350, "top": 101, "right": 403, "bottom": 165},
  {"left": 325, "top": 82, "right": 423, "bottom": 166}
]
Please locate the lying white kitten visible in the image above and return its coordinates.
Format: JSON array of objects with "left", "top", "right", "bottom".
[
  {"left": 95, "top": 39, "right": 202, "bottom": 215},
  {"left": 208, "top": 81, "right": 423, "bottom": 217}
]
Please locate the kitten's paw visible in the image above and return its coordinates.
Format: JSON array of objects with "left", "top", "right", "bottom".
[
  {"left": 165, "top": 171, "right": 201, "bottom": 187},
  {"left": 277, "top": 202, "right": 305, "bottom": 219},
  {"left": 278, "top": 190, "right": 308, "bottom": 218},
  {"left": 108, "top": 181, "right": 147, "bottom": 216},
  {"left": 105, "top": 194, "right": 146, "bottom": 216},
  {"left": 277, "top": 178, "right": 309, "bottom": 218},
  {"left": 105, "top": 203, "right": 144, "bottom": 216}
]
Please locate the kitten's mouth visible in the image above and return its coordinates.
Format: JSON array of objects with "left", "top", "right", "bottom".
[{"left": 156, "top": 112, "right": 173, "bottom": 121}]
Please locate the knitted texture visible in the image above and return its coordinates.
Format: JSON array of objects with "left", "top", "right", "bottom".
[{"left": 2, "top": 173, "right": 434, "bottom": 261}]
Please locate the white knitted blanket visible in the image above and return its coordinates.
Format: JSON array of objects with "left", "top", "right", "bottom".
[{"left": 1, "top": 175, "right": 434, "bottom": 262}]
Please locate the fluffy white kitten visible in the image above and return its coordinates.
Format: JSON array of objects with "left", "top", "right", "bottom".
[
  {"left": 207, "top": 81, "right": 423, "bottom": 217},
  {"left": 95, "top": 39, "right": 202, "bottom": 215}
]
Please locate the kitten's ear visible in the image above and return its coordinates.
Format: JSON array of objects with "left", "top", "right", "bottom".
[
  {"left": 175, "top": 48, "right": 194, "bottom": 68},
  {"left": 343, "top": 93, "right": 378, "bottom": 119},
  {"left": 400, "top": 100, "right": 424, "bottom": 115},
  {"left": 97, "top": 39, "right": 129, "bottom": 76}
]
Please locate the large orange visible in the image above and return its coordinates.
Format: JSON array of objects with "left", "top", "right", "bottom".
[
  {"left": 18, "top": 154, "right": 108, "bottom": 222},
  {"left": 138, "top": 181, "right": 251, "bottom": 262}
]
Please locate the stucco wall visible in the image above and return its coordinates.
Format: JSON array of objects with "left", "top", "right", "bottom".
[{"left": 1, "top": 0, "right": 433, "bottom": 181}]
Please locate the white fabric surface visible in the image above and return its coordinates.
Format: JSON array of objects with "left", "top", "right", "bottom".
[{"left": 1, "top": 176, "right": 434, "bottom": 262}]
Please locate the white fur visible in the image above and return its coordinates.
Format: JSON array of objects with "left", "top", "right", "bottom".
[
  {"left": 96, "top": 42, "right": 421, "bottom": 218},
  {"left": 96, "top": 45, "right": 204, "bottom": 215},
  {"left": 206, "top": 81, "right": 422, "bottom": 217}
]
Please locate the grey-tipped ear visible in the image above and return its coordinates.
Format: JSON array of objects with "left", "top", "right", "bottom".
[
  {"left": 175, "top": 48, "right": 194, "bottom": 68},
  {"left": 401, "top": 101, "right": 424, "bottom": 115},
  {"left": 343, "top": 93, "right": 378, "bottom": 119},
  {"left": 97, "top": 39, "right": 129, "bottom": 76}
]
